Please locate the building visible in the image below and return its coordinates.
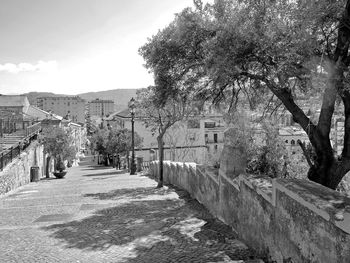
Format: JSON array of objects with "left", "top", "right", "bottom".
[
  {"left": 24, "top": 105, "right": 62, "bottom": 122},
  {"left": 37, "top": 96, "right": 85, "bottom": 124},
  {"left": 279, "top": 126, "right": 309, "bottom": 155},
  {"left": 63, "top": 121, "right": 87, "bottom": 155},
  {"left": 0, "top": 95, "right": 30, "bottom": 120},
  {"left": 0, "top": 95, "right": 32, "bottom": 134},
  {"left": 105, "top": 109, "right": 227, "bottom": 164},
  {"left": 332, "top": 117, "right": 345, "bottom": 155},
  {"left": 88, "top": 98, "right": 114, "bottom": 117}
]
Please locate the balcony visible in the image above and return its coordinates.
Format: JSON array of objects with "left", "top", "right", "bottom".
[{"left": 205, "top": 138, "right": 223, "bottom": 144}]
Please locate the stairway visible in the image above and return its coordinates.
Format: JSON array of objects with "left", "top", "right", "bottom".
[{"left": 0, "top": 134, "right": 25, "bottom": 150}]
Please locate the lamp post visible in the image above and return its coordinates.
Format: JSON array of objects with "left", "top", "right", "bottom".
[{"left": 129, "top": 97, "right": 136, "bottom": 175}]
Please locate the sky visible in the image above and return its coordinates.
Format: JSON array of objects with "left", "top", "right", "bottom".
[{"left": 0, "top": 0, "right": 203, "bottom": 95}]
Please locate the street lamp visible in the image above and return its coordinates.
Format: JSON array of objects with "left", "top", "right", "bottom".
[{"left": 129, "top": 97, "right": 136, "bottom": 175}]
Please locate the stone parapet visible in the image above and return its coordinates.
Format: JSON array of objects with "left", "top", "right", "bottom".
[{"left": 149, "top": 160, "right": 350, "bottom": 262}]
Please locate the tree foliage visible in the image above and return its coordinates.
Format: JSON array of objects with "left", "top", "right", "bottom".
[
  {"left": 90, "top": 127, "right": 142, "bottom": 156},
  {"left": 140, "top": 0, "right": 350, "bottom": 189},
  {"left": 40, "top": 126, "right": 77, "bottom": 171},
  {"left": 106, "top": 128, "right": 143, "bottom": 156}
]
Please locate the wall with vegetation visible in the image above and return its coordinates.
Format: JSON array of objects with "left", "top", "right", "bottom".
[{"left": 0, "top": 144, "right": 44, "bottom": 195}]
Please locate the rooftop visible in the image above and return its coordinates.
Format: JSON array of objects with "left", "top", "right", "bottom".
[
  {"left": 37, "top": 96, "right": 85, "bottom": 102},
  {"left": 105, "top": 108, "right": 131, "bottom": 120},
  {"left": 89, "top": 98, "right": 114, "bottom": 103},
  {"left": 24, "top": 105, "right": 63, "bottom": 121},
  {"left": 0, "top": 95, "right": 30, "bottom": 107}
]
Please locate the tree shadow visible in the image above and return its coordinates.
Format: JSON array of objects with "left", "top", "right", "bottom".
[
  {"left": 82, "top": 170, "right": 127, "bottom": 177},
  {"left": 43, "top": 187, "right": 257, "bottom": 262},
  {"left": 81, "top": 165, "right": 114, "bottom": 170},
  {"left": 84, "top": 186, "right": 175, "bottom": 201},
  {"left": 77, "top": 159, "right": 92, "bottom": 166}
]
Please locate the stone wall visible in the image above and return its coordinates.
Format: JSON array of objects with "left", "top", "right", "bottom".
[
  {"left": 149, "top": 162, "right": 350, "bottom": 263},
  {"left": 0, "top": 143, "right": 44, "bottom": 195}
]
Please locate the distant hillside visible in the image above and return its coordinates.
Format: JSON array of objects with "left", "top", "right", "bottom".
[
  {"left": 78, "top": 89, "right": 138, "bottom": 111},
  {"left": 21, "top": 89, "right": 139, "bottom": 111}
]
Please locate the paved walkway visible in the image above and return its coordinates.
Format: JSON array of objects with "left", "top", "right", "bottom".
[{"left": 0, "top": 156, "right": 262, "bottom": 263}]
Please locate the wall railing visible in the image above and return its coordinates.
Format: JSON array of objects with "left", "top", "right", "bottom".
[{"left": 0, "top": 122, "right": 41, "bottom": 171}]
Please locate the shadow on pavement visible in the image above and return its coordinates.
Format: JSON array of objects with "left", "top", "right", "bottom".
[
  {"left": 82, "top": 170, "right": 127, "bottom": 177},
  {"left": 84, "top": 186, "right": 174, "bottom": 200},
  {"left": 81, "top": 166, "right": 121, "bottom": 171},
  {"left": 43, "top": 186, "right": 257, "bottom": 262},
  {"left": 39, "top": 178, "right": 58, "bottom": 181}
]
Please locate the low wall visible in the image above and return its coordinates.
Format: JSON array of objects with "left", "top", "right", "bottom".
[
  {"left": 0, "top": 144, "right": 44, "bottom": 195},
  {"left": 150, "top": 161, "right": 350, "bottom": 262}
]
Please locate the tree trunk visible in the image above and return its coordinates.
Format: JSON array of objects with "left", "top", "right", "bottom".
[
  {"left": 306, "top": 132, "right": 350, "bottom": 189},
  {"left": 157, "top": 135, "right": 164, "bottom": 188},
  {"left": 308, "top": 157, "right": 350, "bottom": 190},
  {"left": 45, "top": 155, "right": 51, "bottom": 178}
]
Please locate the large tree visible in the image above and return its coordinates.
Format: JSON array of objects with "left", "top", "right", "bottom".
[{"left": 140, "top": 0, "right": 350, "bottom": 189}]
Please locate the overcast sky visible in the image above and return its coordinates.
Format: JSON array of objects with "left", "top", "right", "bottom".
[{"left": 0, "top": 0, "right": 201, "bottom": 95}]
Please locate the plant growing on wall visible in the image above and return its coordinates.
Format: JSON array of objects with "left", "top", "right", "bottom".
[{"left": 40, "top": 126, "right": 77, "bottom": 172}]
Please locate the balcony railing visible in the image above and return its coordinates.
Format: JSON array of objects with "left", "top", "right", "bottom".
[
  {"left": 205, "top": 139, "right": 224, "bottom": 144},
  {"left": 142, "top": 161, "right": 151, "bottom": 171},
  {"left": 25, "top": 122, "right": 41, "bottom": 137}
]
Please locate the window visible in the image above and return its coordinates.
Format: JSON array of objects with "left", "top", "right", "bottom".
[
  {"left": 188, "top": 133, "right": 196, "bottom": 141},
  {"left": 204, "top": 122, "right": 215, "bottom": 128},
  {"left": 291, "top": 139, "right": 295, "bottom": 145},
  {"left": 214, "top": 133, "right": 218, "bottom": 143}
]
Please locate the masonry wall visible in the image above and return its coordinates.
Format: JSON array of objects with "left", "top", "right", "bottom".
[
  {"left": 0, "top": 144, "right": 44, "bottom": 195},
  {"left": 149, "top": 161, "right": 350, "bottom": 262}
]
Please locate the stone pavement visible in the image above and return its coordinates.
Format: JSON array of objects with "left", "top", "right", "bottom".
[{"left": 0, "top": 156, "right": 263, "bottom": 263}]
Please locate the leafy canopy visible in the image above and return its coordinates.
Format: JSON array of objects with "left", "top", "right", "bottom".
[{"left": 40, "top": 126, "right": 77, "bottom": 162}]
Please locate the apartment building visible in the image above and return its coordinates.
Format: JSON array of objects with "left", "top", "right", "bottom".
[
  {"left": 88, "top": 98, "right": 114, "bottom": 117},
  {"left": 37, "top": 96, "right": 85, "bottom": 124}
]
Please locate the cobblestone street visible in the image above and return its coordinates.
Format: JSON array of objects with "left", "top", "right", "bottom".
[{"left": 0, "top": 156, "right": 261, "bottom": 263}]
